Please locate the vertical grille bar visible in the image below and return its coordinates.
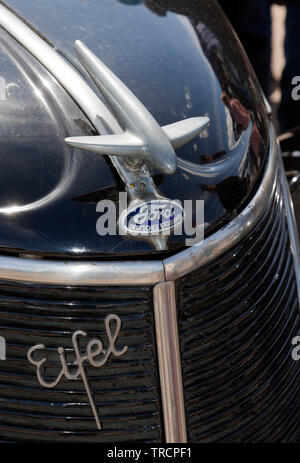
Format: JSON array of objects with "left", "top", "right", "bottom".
[{"left": 153, "top": 282, "right": 187, "bottom": 443}]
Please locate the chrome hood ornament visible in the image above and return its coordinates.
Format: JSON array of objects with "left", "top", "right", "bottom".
[
  {"left": 65, "top": 41, "right": 209, "bottom": 175},
  {"left": 0, "top": 3, "right": 209, "bottom": 251}
]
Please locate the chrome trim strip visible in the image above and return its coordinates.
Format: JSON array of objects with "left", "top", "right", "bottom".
[
  {"left": 278, "top": 152, "right": 300, "bottom": 305},
  {"left": 0, "top": 124, "right": 279, "bottom": 286},
  {"left": 0, "top": 257, "right": 165, "bottom": 286},
  {"left": 153, "top": 282, "right": 187, "bottom": 443},
  {"left": 163, "top": 125, "right": 278, "bottom": 280}
]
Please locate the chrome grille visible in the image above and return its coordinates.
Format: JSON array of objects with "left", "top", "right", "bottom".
[
  {"left": 0, "top": 285, "right": 162, "bottom": 442},
  {"left": 0, "top": 175, "right": 298, "bottom": 443},
  {"left": 177, "top": 180, "right": 300, "bottom": 442}
]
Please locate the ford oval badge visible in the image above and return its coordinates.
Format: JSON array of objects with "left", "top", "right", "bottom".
[{"left": 119, "top": 199, "right": 184, "bottom": 236}]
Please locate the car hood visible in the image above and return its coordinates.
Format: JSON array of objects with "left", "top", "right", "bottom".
[{"left": 0, "top": 0, "right": 270, "bottom": 258}]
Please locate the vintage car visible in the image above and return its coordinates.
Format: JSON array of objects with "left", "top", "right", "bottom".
[{"left": 0, "top": 0, "right": 298, "bottom": 443}]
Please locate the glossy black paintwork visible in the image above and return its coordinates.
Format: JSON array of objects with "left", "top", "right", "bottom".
[{"left": 0, "top": 0, "right": 270, "bottom": 257}]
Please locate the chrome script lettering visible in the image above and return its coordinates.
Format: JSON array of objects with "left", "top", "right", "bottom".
[{"left": 27, "top": 314, "right": 127, "bottom": 430}]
